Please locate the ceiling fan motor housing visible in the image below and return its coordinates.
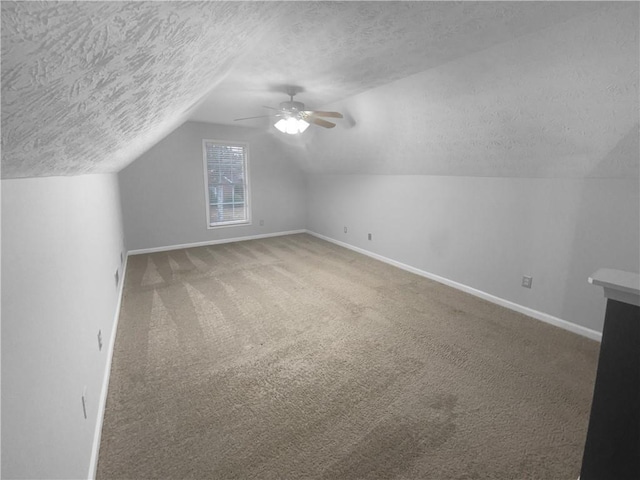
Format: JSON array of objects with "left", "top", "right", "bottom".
[{"left": 280, "top": 100, "right": 305, "bottom": 115}]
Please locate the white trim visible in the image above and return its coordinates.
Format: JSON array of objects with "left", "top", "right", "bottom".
[
  {"left": 88, "top": 253, "right": 129, "bottom": 480},
  {"left": 306, "top": 230, "right": 602, "bottom": 342},
  {"left": 206, "top": 220, "right": 252, "bottom": 230},
  {"left": 128, "top": 229, "right": 307, "bottom": 256},
  {"left": 89, "top": 229, "right": 304, "bottom": 476},
  {"left": 86, "top": 229, "right": 600, "bottom": 478},
  {"left": 588, "top": 268, "right": 640, "bottom": 307},
  {"left": 202, "top": 139, "right": 252, "bottom": 229}
]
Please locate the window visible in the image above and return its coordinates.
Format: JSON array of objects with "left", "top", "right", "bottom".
[{"left": 203, "top": 140, "right": 250, "bottom": 227}]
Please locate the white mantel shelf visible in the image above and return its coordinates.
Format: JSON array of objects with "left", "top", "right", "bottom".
[{"left": 589, "top": 268, "right": 640, "bottom": 307}]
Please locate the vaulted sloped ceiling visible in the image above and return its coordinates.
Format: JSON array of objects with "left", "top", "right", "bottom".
[
  {"left": 187, "top": 2, "right": 609, "bottom": 127},
  {"left": 299, "top": 4, "right": 639, "bottom": 178},
  {"left": 1, "top": 1, "right": 288, "bottom": 178},
  {"left": 1, "top": 1, "right": 634, "bottom": 179}
]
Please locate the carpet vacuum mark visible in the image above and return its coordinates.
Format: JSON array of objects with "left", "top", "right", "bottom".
[{"left": 97, "top": 234, "right": 598, "bottom": 479}]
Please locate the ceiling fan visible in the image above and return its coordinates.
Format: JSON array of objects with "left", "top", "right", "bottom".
[{"left": 234, "top": 88, "right": 343, "bottom": 134}]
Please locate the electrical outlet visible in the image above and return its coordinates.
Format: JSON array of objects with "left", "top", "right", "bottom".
[
  {"left": 344, "top": 226, "right": 348, "bottom": 233},
  {"left": 368, "top": 233, "right": 372, "bottom": 240},
  {"left": 522, "top": 275, "right": 533, "bottom": 288},
  {"left": 82, "top": 387, "right": 87, "bottom": 419},
  {"left": 97, "top": 329, "right": 103, "bottom": 351},
  {"left": 259, "top": 219, "right": 264, "bottom": 226}
]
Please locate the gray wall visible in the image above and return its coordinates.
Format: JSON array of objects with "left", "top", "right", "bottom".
[
  {"left": 306, "top": 175, "right": 639, "bottom": 333},
  {"left": 119, "top": 121, "right": 307, "bottom": 251},
  {"left": 1, "top": 174, "right": 125, "bottom": 479},
  {"left": 303, "top": 4, "right": 639, "bottom": 334}
]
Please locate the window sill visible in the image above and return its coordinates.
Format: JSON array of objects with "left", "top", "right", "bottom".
[{"left": 207, "top": 221, "right": 252, "bottom": 230}]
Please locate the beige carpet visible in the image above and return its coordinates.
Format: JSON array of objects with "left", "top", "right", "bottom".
[{"left": 97, "top": 233, "right": 598, "bottom": 479}]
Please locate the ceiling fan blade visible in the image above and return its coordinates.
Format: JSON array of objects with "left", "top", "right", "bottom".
[
  {"left": 310, "top": 117, "right": 336, "bottom": 129},
  {"left": 234, "top": 114, "right": 279, "bottom": 121},
  {"left": 262, "top": 105, "right": 280, "bottom": 111},
  {"left": 305, "top": 111, "right": 343, "bottom": 118}
]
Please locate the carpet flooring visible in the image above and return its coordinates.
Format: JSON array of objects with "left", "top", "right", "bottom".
[{"left": 97, "top": 233, "right": 599, "bottom": 479}]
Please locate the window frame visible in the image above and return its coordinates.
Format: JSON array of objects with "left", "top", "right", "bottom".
[{"left": 202, "top": 139, "right": 251, "bottom": 229}]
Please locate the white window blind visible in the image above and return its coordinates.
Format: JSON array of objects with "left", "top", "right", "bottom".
[{"left": 203, "top": 141, "right": 250, "bottom": 227}]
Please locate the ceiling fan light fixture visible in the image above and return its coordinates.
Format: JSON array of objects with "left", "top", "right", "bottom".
[
  {"left": 274, "top": 118, "right": 288, "bottom": 133},
  {"left": 274, "top": 117, "right": 309, "bottom": 135},
  {"left": 237, "top": 90, "right": 341, "bottom": 133},
  {"left": 285, "top": 117, "right": 299, "bottom": 134},
  {"left": 297, "top": 118, "right": 310, "bottom": 133}
]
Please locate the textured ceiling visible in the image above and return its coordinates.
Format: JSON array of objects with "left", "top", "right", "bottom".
[
  {"left": 299, "top": 4, "right": 639, "bottom": 178},
  {"left": 0, "top": 1, "right": 629, "bottom": 178},
  {"left": 1, "top": 1, "right": 287, "bottom": 178},
  {"left": 188, "top": 1, "right": 608, "bottom": 126}
]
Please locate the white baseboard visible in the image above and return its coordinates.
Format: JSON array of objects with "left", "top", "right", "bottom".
[
  {"left": 306, "top": 230, "right": 602, "bottom": 342},
  {"left": 87, "top": 253, "right": 129, "bottom": 480},
  {"left": 127, "top": 229, "right": 307, "bottom": 256},
  {"left": 86, "top": 229, "right": 599, "bottom": 478},
  {"left": 88, "top": 228, "right": 305, "bottom": 477}
]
